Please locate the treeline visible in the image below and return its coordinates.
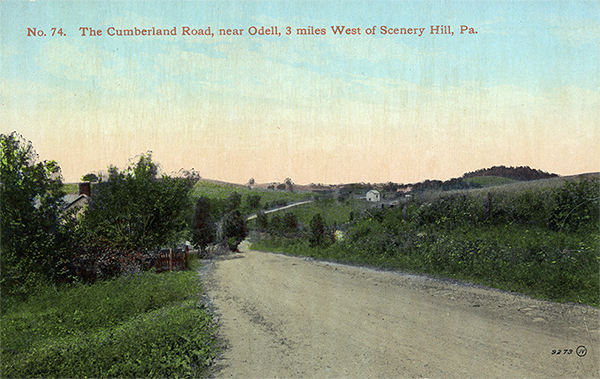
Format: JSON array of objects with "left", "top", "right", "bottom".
[
  {"left": 341, "top": 165, "right": 559, "bottom": 195},
  {"left": 462, "top": 165, "right": 558, "bottom": 181},
  {"left": 342, "top": 178, "right": 480, "bottom": 193},
  {"left": 411, "top": 177, "right": 481, "bottom": 192}
]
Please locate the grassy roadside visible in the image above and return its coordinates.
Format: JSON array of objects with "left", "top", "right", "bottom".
[
  {"left": 1, "top": 264, "right": 219, "bottom": 378},
  {"left": 251, "top": 227, "right": 599, "bottom": 307},
  {"left": 251, "top": 177, "right": 600, "bottom": 308},
  {"left": 251, "top": 228, "right": 600, "bottom": 307}
]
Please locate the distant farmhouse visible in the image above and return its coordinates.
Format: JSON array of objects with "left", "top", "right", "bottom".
[{"left": 365, "top": 189, "right": 381, "bottom": 202}]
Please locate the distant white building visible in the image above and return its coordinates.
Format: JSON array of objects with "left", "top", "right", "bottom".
[{"left": 366, "top": 189, "right": 381, "bottom": 202}]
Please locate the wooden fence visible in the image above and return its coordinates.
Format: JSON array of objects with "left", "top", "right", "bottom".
[{"left": 151, "top": 246, "right": 189, "bottom": 272}]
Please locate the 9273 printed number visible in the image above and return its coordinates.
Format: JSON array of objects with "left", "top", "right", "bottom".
[
  {"left": 551, "top": 349, "right": 573, "bottom": 355},
  {"left": 552, "top": 346, "right": 588, "bottom": 357}
]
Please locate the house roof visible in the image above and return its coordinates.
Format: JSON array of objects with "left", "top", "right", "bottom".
[{"left": 62, "top": 194, "right": 90, "bottom": 212}]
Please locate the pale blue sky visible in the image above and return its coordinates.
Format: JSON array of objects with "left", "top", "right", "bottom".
[{"left": 1, "top": 1, "right": 598, "bottom": 184}]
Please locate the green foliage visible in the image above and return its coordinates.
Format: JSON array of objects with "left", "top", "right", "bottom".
[
  {"left": 252, "top": 178, "right": 600, "bottom": 307},
  {"left": 222, "top": 209, "right": 248, "bottom": 251},
  {"left": 270, "top": 197, "right": 364, "bottom": 227},
  {"left": 225, "top": 191, "right": 242, "bottom": 213},
  {"left": 191, "top": 196, "right": 215, "bottom": 251},
  {"left": 549, "top": 178, "right": 600, "bottom": 233},
  {"left": 62, "top": 183, "right": 78, "bottom": 193},
  {"left": 308, "top": 213, "right": 326, "bottom": 247},
  {"left": 0, "top": 132, "right": 71, "bottom": 299},
  {"left": 245, "top": 193, "right": 262, "bottom": 210},
  {"left": 283, "top": 212, "right": 299, "bottom": 232},
  {"left": 1, "top": 270, "right": 219, "bottom": 378},
  {"left": 192, "top": 180, "right": 310, "bottom": 216},
  {"left": 256, "top": 211, "right": 268, "bottom": 231},
  {"left": 267, "top": 212, "right": 299, "bottom": 236},
  {"left": 78, "top": 153, "right": 199, "bottom": 251},
  {"left": 81, "top": 173, "right": 98, "bottom": 183}
]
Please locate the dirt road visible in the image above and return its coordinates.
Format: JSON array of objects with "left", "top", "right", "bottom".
[{"left": 202, "top": 242, "right": 599, "bottom": 378}]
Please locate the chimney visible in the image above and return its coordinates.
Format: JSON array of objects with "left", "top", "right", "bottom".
[{"left": 79, "top": 182, "right": 91, "bottom": 197}]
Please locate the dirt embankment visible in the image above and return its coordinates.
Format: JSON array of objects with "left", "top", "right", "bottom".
[{"left": 201, "top": 242, "right": 599, "bottom": 378}]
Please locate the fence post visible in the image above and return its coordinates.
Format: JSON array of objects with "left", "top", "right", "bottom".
[
  {"left": 485, "top": 192, "right": 492, "bottom": 221},
  {"left": 169, "top": 248, "right": 173, "bottom": 271},
  {"left": 185, "top": 245, "right": 189, "bottom": 269}
]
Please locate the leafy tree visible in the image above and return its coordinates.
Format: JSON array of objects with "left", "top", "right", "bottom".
[
  {"left": 223, "top": 209, "right": 247, "bottom": 251},
  {"left": 81, "top": 173, "right": 99, "bottom": 183},
  {"left": 191, "top": 196, "right": 215, "bottom": 252},
  {"left": 1, "top": 132, "right": 70, "bottom": 297},
  {"left": 245, "top": 194, "right": 262, "bottom": 210},
  {"left": 308, "top": 213, "right": 326, "bottom": 247},
  {"left": 283, "top": 212, "right": 298, "bottom": 233},
  {"left": 78, "top": 153, "right": 198, "bottom": 251},
  {"left": 270, "top": 214, "right": 283, "bottom": 234},
  {"left": 225, "top": 191, "right": 242, "bottom": 213},
  {"left": 285, "top": 177, "right": 294, "bottom": 192}
]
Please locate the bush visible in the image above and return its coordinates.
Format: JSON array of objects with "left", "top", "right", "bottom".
[
  {"left": 225, "top": 191, "right": 242, "bottom": 213},
  {"left": 549, "top": 178, "right": 600, "bottom": 233},
  {"left": 308, "top": 213, "right": 326, "bottom": 247},
  {"left": 256, "top": 211, "right": 268, "bottom": 231},
  {"left": 191, "top": 196, "right": 216, "bottom": 252},
  {"left": 223, "top": 209, "right": 248, "bottom": 251},
  {"left": 78, "top": 153, "right": 199, "bottom": 251},
  {"left": 245, "top": 194, "right": 262, "bottom": 209}
]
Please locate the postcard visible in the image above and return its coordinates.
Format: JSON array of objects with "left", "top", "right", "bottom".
[{"left": 1, "top": 1, "right": 598, "bottom": 378}]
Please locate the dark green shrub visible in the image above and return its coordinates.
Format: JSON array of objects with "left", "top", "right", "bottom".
[
  {"left": 191, "top": 196, "right": 216, "bottom": 252},
  {"left": 308, "top": 213, "right": 326, "bottom": 247},
  {"left": 283, "top": 212, "right": 299, "bottom": 233},
  {"left": 225, "top": 191, "right": 242, "bottom": 213},
  {"left": 79, "top": 153, "right": 198, "bottom": 251},
  {"left": 245, "top": 194, "right": 262, "bottom": 209},
  {"left": 256, "top": 211, "right": 268, "bottom": 230},
  {"left": 223, "top": 209, "right": 248, "bottom": 251},
  {"left": 549, "top": 178, "right": 600, "bottom": 233}
]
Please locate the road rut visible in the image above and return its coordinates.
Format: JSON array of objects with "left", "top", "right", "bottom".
[{"left": 202, "top": 242, "right": 599, "bottom": 378}]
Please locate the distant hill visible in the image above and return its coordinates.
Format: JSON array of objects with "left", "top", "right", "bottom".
[{"left": 462, "top": 166, "right": 558, "bottom": 181}]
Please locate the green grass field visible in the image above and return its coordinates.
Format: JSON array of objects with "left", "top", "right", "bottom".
[
  {"left": 1, "top": 262, "right": 219, "bottom": 378},
  {"left": 281, "top": 197, "right": 369, "bottom": 225},
  {"left": 192, "top": 180, "right": 312, "bottom": 208}
]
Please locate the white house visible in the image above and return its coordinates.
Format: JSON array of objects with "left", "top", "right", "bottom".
[{"left": 366, "top": 189, "right": 381, "bottom": 202}]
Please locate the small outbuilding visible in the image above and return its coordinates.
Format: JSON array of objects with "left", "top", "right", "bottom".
[{"left": 365, "top": 189, "right": 381, "bottom": 202}]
